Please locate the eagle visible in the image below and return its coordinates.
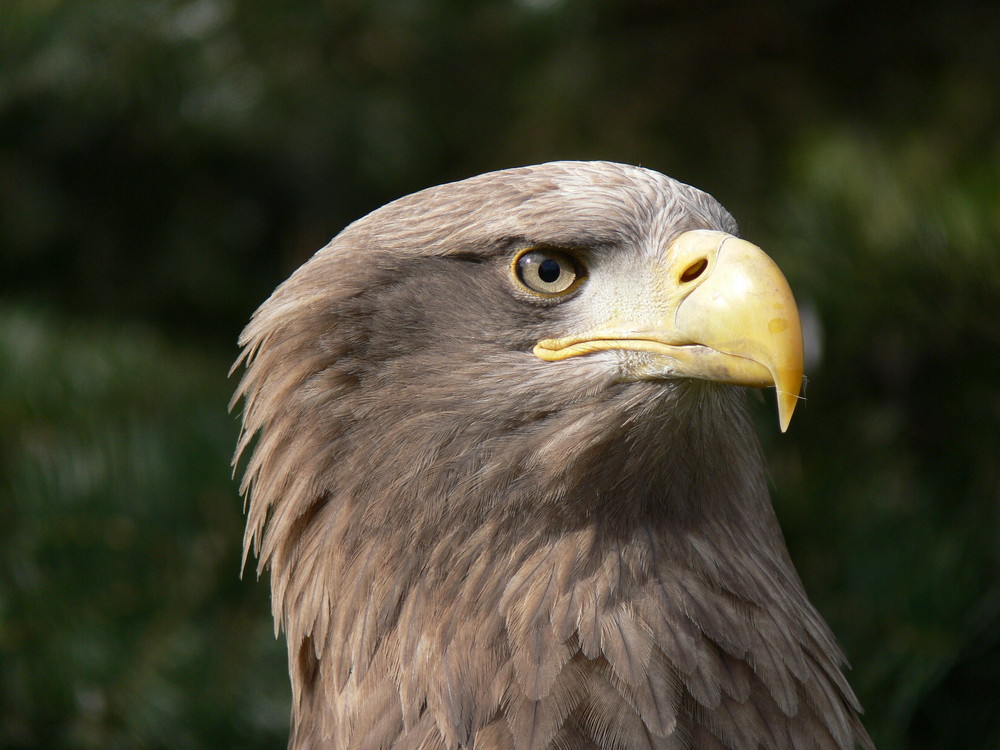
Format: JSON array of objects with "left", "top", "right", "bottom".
[{"left": 232, "top": 161, "right": 872, "bottom": 750}]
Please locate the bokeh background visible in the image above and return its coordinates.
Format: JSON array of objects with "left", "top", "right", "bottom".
[{"left": 2, "top": 1, "right": 999, "bottom": 748}]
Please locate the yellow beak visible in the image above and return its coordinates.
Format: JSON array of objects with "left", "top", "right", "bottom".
[{"left": 533, "top": 230, "right": 804, "bottom": 432}]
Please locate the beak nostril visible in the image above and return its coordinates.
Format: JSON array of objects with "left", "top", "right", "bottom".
[{"left": 680, "top": 258, "right": 708, "bottom": 283}]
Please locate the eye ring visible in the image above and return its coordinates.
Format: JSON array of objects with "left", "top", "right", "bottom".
[{"left": 512, "top": 248, "right": 585, "bottom": 297}]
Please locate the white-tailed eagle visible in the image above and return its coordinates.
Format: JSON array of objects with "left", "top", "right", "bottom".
[{"left": 232, "top": 161, "right": 871, "bottom": 750}]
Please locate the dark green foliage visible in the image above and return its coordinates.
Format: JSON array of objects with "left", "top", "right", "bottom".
[
  {"left": 0, "top": 311, "right": 287, "bottom": 748},
  {"left": 1, "top": 1, "right": 998, "bottom": 747},
  {"left": 760, "top": 127, "right": 1000, "bottom": 749}
]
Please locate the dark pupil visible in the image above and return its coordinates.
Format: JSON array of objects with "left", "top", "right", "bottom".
[{"left": 538, "top": 258, "right": 561, "bottom": 283}]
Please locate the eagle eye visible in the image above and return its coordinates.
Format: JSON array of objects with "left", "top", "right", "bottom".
[{"left": 513, "top": 248, "right": 583, "bottom": 297}]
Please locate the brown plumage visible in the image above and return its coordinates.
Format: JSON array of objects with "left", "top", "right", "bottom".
[{"left": 232, "top": 161, "right": 872, "bottom": 750}]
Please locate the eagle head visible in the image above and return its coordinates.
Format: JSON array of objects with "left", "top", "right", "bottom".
[{"left": 232, "top": 162, "right": 870, "bottom": 750}]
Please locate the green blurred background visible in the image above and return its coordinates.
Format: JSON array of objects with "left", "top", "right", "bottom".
[{"left": 2, "top": 1, "right": 998, "bottom": 748}]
